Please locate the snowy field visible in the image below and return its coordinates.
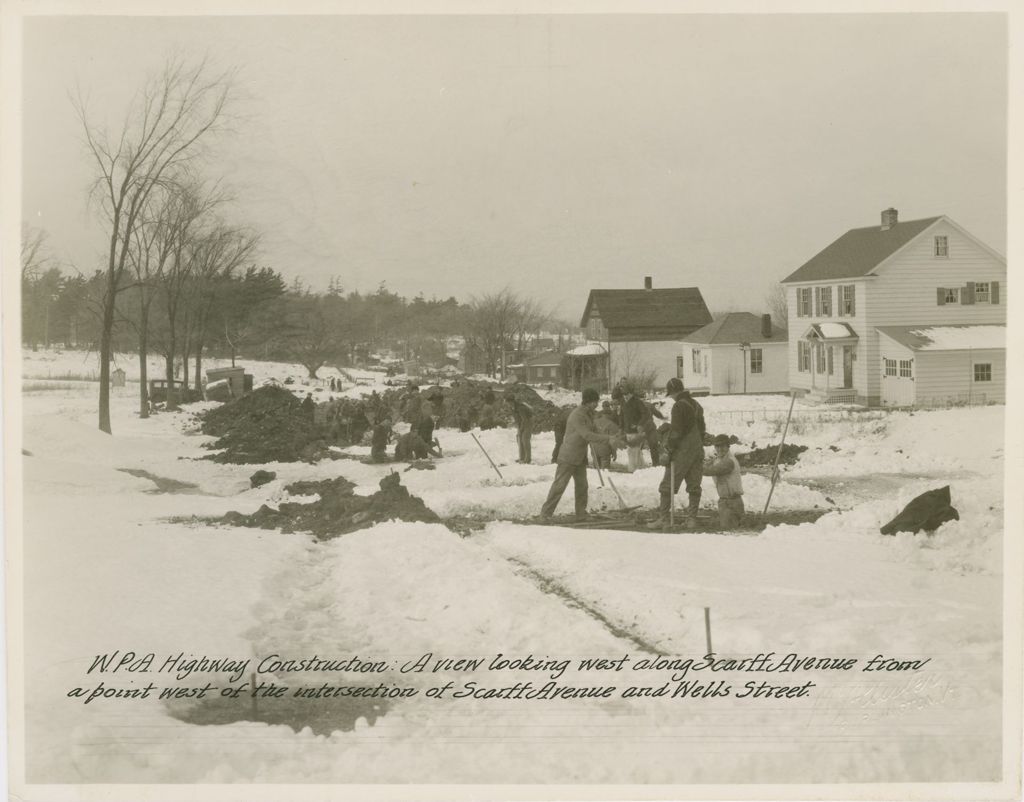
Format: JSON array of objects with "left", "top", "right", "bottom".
[{"left": 15, "top": 350, "right": 1006, "bottom": 786}]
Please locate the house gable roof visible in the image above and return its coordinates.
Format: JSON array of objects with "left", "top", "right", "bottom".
[
  {"left": 681, "top": 312, "right": 788, "bottom": 345},
  {"left": 782, "top": 216, "right": 942, "bottom": 283},
  {"left": 580, "top": 288, "right": 711, "bottom": 330},
  {"left": 525, "top": 350, "right": 563, "bottom": 367}
]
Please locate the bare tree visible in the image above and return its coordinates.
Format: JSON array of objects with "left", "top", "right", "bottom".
[
  {"left": 184, "top": 225, "right": 260, "bottom": 388},
  {"left": 75, "top": 55, "right": 233, "bottom": 433},
  {"left": 464, "top": 289, "right": 524, "bottom": 379},
  {"left": 21, "top": 225, "right": 62, "bottom": 349},
  {"left": 765, "top": 282, "right": 789, "bottom": 329},
  {"left": 151, "top": 180, "right": 226, "bottom": 408},
  {"left": 121, "top": 186, "right": 177, "bottom": 417}
]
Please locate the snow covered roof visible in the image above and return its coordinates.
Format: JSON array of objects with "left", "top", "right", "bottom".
[
  {"left": 804, "top": 322, "right": 858, "bottom": 341},
  {"left": 566, "top": 343, "right": 608, "bottom": 356},
  {"left": 876, "top": 325, "right": 1006, "bottom": 352}
]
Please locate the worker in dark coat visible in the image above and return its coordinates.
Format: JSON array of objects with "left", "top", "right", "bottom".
[
  {"left": 508, "top": 396, "right": 534, "bottom": 464},
  {"left": 370, "top": 418, "right": 393, "bottom": 462},
  {"left": 551, "top": 405, "right": 572, "bottom": 464},
  {"left": 394, "top": 430, "right": 441, "bottom": 461},
  {"left": 540, "top": 389, "right": 624, "bottom": 521},
  {"left": 648, "top": 378, "right": 706, "bottom": 528},
  {"left": 301, "top": 393, "right": 315, "bottom": 422},
  {"left": 478, "top": 389, "right": 497, "bottom": 430}
]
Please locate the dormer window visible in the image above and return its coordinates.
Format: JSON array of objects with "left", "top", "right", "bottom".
[{"left": 934, "top": 236, "right": 949, "bottom": 257}]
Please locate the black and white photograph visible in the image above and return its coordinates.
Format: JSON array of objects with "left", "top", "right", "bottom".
[{"left": 3, "top": 4, "right": 1021, "bottom": 801}]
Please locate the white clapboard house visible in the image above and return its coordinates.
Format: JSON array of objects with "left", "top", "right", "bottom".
[
  {"left": 678, "top": 313, "right": 789, "bottom": 395},
  {"left": 780, "top": 208, "right": 1006, "bottom": 406}
]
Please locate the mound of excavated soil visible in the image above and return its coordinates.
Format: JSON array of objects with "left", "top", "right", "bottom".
[
  {"left": 736, "top": 443, "right": 808, "bottom": 467},
  {"left": 379, "top": 380, "right": 568, "bottom": 433},
  {"left": 199, "top": 386, "right": 335, "bottom": 464},
  {"left": 221, "top": 473, "right": 439, "bottom": 538}
]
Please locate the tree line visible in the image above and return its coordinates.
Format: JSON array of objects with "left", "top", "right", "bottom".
[{"left": 22, "top": 55, "right": 564, "bottom": 433}]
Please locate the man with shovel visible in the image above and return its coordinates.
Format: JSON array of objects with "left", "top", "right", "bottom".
[
  {"left": 539, "top": 388, "right": 625, "bottom": 522},
  {"left": 648, "top": 378, "right": 706, "bottom": 529}
]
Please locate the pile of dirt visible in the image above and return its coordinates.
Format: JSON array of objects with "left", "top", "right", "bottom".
[
  {"left": 199, "top": 386, "right": 336, "bottom": 464},
  {"left": 378, "top": 379, "right": 569, "bottom": 433},
  {"left": 221, "top": 473, "right": 440, "bottom": 538},
  {"left": 736, "top": 443, "right": 808, "bottom": 467}
]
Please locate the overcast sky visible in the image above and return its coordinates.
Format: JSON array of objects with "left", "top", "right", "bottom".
[{"left": 21, "top": 13, "right": 1007, "bottom": 322}]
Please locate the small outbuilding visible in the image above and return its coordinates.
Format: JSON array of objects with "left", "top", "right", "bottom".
[
  {"left": 206, "top": 366, "right": 249, "bottom": 399},
  {"left": 678, "top": 313, "right": 789, "bottom": 395},
  {"left": 875, "top": 324, "right": 1006, "bottom": 407}
]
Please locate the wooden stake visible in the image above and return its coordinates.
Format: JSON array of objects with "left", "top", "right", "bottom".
[
  {"left": 470, "top": 432, "right": 503, "bottom": 480},
  {"left": 669, "top": 462, "right": 676, "bottom": 526},
  {"left": 762, "top": 391, "right": 797, "bottom": 516},
  {"left": 704, "top": 607, "right": 713, "bottom": 654}
]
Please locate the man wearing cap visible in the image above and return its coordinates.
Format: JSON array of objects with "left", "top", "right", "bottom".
[
  {"left": 648, "top": 377, "right": 706, "bottom": 528},
  {"left": 540, "top": 388, "right": 625, "bottom": 521},
  {"left": 703, "top": 434, "right": 745, "bottom": 529}
]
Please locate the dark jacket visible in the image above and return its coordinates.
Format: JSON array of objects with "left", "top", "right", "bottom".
[
  {"left": 622, "top": 396, "right": 652, "bottom": 433},
  {"left": 665, "top": 392, "right": 705, "bottom": 456}
]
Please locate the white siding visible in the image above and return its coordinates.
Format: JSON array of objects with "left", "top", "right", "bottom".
[
  {"left": 608, "top": 340, "right": 686, "bottom": 390},
  {"left": 877, "top": 334, "right": 916, "bottom": 407},
  {"left": 786, "top": 218, "right": 1005, "bottom": 405},
  {"left": 863, "top": 219, "right": 1006, "bottom": 403},
  {"left": 786, "top": 281, "right": 868, "bottom": 394},
  {"left": 915, "top": 349, "right": 1006, "bottom": 406},
  {"left": 694, "top": 342, "right": 789, "bottom": 394},
  {"left": 678, "top": 344, "right": 711, "bottom": 392}
]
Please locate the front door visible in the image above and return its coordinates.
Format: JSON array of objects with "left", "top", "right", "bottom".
[{"left": 842, "top": 347, "right": 854, "bottom": 389}]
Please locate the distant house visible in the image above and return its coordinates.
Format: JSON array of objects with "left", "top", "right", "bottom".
[
  {"left": 580, "top": 277, "right": 712, "bottom": 389},
  {"left": 781, "top": 208, "right": 1006, "bottom": 406},
  {"left": 679, "top": 313, "right": 788, "bottom": 395},
  {"left": 520, "top": 351, "right": 563, "bottom": 385}
]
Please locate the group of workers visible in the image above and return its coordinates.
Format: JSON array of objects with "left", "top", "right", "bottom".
[
  {"left": 539, "top": 378, "right": 745, "bottom": 530},
  {"left": 368, "top": 383, "right": 446, "bottom": 463}
]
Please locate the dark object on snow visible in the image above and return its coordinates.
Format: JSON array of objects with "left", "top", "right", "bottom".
[
  {"left": 250, "top": 470, "right": 277, "bottom": 489},
  {"left": 880, "top": 485, "right": 960, "bottom": 536},
  {"left": 221, "top": 473, "right": 439, "bottom": 538},
  {"left": 736, "top": 443, "right": 807, "bottom": 467}
]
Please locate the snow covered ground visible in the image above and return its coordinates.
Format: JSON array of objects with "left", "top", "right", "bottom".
[{"left": 13, "top": 352, "right": 1008, "bottom": 787}]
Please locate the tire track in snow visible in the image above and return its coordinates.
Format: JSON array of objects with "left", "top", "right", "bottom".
[{"left": 503, "top": 556, "right": 668, "bottom": 657}]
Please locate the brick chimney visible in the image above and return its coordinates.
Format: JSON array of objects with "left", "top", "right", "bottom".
[
  {"left": 761, "top": 314, "right": 772, "bottom": 339},
  {"left": 644, "top": 276, "right": 653, "bottom": 290},
  {"left": 881, "top": 208, "right": 898, "bottom": 231}
]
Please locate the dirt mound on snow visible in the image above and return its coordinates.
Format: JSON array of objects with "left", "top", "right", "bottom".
[
  {"left": 221, "top": 473, "right": 439, "bottom": 538},
  {"left": 199, "top": 386, "right": 335, "bottom": 464},
  {"left": 380, "top": 380, "right": 568, "bottom": 433},
  {"left": 736, "top": 443, "right": 808, "bottom": 467}
]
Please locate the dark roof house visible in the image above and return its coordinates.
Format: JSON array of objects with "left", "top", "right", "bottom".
[
  {"left": 782, "top": 213, "right": 944, "bottom": 283},
  {"left": 581, "top": 277, "right": 711, "bottom": 341},
  {"left": 683, "top": 312, "right": 787, "bottom": 345}
]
